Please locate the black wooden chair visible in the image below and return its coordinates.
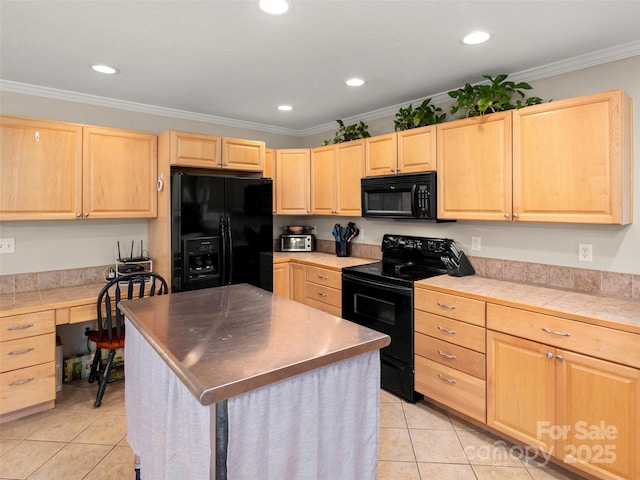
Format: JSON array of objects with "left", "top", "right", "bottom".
[{"left": 88, "top": 272, "right": 168, "bottom": 407}]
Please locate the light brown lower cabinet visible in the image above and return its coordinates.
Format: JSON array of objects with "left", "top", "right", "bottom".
[
  {"left": 273, "top": 262, "right": 290, "bottom": 298},
  {"left": 488, "top": 314, "right": 640, "bottom": 480}
]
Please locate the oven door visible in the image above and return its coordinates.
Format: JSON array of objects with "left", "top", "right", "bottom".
[{"left": 342, "top": 273, "right": 413, "bottom": 365}]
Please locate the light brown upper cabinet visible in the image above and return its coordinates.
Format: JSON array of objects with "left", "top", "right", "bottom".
[
  {"left": 221, "top": 137, "right": 264, "bottom": 172},
  {"left": 83, "top": 126, "right": 157, "bottom": 219},
  {"left": 365, "top": 126, "right": 436, "bottom": 177},
  {"left": 513, "top": 89, "right": 632, "bottom": 224},
  {"left": 276, "top": 149, "right": 311, "bottom": 215},
  {"left": 166, "top": 130, "right": 264, "bottom": 172},
  {"left": 1, "top": 115, "right": 157, "bottom": 221},
  {"left": 437, "top": 111, "right": 512, "bottom": 221},
  {"left": 437, "top": 90, "right": 633, "bottom": 224},
  {"left": 1, "top": 116, "right": 82, "bottom": 220},
  {"left": 311, "top": 140, "right": 365, "bottom": 216}
]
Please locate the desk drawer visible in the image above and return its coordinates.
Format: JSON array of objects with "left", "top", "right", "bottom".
[
  {"left": 415, "top": 355, "right": 486, "bottom": 423},
  {"left": 415, "top": 288, "right": 485, "bottom": 326},
  {"left": 306, "top": 266, "right": 341, "bottom": 289},
  {"left": 415, "top": 333, "right": 485, "bottom": 379},
  {"left": 305, "top": 282, "right": 341, "bottom": 309},
  {"left": 0, "top": 311, "right": 55, "bottom": 342},
  {"left": 0, "top": 362, "right": 56, "bottom": 415},
  {"left": 487, "top": 304, "right": 640, "bottom": 368},
  {"left": 0, "top": 333, "right": 55, "bottom": 373},
  {"left": 69, "top": 304, "right": 97, "bottom": 324},
  {"left": 415, "top": 310, "right": 485, "bottom": 353}
]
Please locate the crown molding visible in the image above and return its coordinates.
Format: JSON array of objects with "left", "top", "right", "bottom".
[{"left": 2, "top": 40, "right": 639, "bottom": 138}]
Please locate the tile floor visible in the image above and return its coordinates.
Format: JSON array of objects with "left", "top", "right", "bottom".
[{"left": 0, "top": 381, "right": 586, "bottom": 480}]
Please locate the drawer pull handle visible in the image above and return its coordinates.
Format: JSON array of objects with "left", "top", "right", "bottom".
[
  {"left": 437, "top": 373, "right": 457, "bottom": 384},
  {"left": 317, "top": 292, "right": 328, "bottom": 297},
  {"left": 7, "top": 323, "right": 34, "bottom": 331},
  {"left": 436, "top": 302, "right": 456, "bottom": 310},
  {"left": 9, "top": 377, "right": 35, "bottom": 386},
  {"left": 437, "top": 326, "right": 456, "bottom": 335},
  {"left": 437, "top": 350, "right": 456, "bottom": 359},
  {"left": 541, "top": 327, "right": 571, "bottom": 337},
  {"left": 317, "top": 275, "right": 328, "bottom": 279},
  {"left": 8, "top": 347, "right": 34, "bottom": 356}
]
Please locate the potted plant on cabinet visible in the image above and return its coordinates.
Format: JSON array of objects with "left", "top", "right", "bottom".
[
  {"left": 322, "top": 119, "right": 371, "bottom": 145},
  {"left": 393, "top": 98, "right": 446, "bottom": 131},
  {"left": 448, "top": 74, "right": 544, "bottom": 118}
]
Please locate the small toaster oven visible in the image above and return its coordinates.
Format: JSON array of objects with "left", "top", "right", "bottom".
[{"left": 280, "top": 234, "right": 315, "bottom": 252}]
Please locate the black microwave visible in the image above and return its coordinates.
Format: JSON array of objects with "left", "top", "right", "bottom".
[{"left": 361, "top": 172, "right": 437, "bottom": 220}]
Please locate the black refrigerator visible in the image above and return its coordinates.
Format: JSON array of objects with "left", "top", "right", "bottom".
[{"left": 170, "top": 172, "right": 273, "bottom": 293}]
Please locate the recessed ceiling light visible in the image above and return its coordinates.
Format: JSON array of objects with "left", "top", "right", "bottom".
[
  {"left": 91, "top": 64, "right": 119, "bottom": 74},
  {"left": 346, "top": 78, "right": 365, "bottom": 87},
  {"left": 462, "top": 31, "right": 491, "bottom": 45},
  {"left": 278, "top": 105, "right": 293, "bottom": 111},
  {"left": 259, "top": 0, "right": 289, "bottom": 15}
]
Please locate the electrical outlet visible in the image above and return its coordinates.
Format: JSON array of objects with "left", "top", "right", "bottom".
[
  {"left": 84, "top": 327, "right": 91, "bottom": 336},
  {"left": 578, "top": 243, "right": 593, "bottom": 262},
  {"left": 311, "top": 225, "right": 317, "bottom": 233},
  {"left": 471, "top": 236, "right": 481, "bottom": 251},
  {"left": 0, "top": 238, "right": 15, "bottom": 254}
]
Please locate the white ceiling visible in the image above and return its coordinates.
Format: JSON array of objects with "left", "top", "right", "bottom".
[{"left": 1, "top": 1, "right": 639, "bottom": 136}]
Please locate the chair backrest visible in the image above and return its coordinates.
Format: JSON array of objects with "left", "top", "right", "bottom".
[{"left": 96, "top": 272, "right": 169, "bottom": 343}]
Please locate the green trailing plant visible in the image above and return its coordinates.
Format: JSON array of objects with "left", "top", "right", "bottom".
[
  {"left": 323, "top": 119, "right": 371, "bottom": 145},
  {"left": 394, "top": 98, "right": 446, "bottom": 131},
  {"left": 448, "top": 74, "right": 544, "bottom": 118}
]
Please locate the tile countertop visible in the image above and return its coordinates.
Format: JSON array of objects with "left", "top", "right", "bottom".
[
  {"left": 0, "top": 283, "right": 105, "bottom": 317},
  {"left": 119, "top": 283, "right": 390, "bottom": 404},
  {"left": 417, "top": 275, "right": 640, "bottom": 335},
  {"left": 273, "top": 252, "right": 377, "bottom": 270}
]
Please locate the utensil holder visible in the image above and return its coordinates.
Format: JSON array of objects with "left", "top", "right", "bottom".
[{"left": 335, "top": 241, "right": 351, "bottom": 257}]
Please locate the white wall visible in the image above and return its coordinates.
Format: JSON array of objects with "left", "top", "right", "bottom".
[
  {"left": 1, "top": 56, "right": 639, "bottom": 275},
  {"left": 296, "top": 56, "right": 640, "bottom": 275}
]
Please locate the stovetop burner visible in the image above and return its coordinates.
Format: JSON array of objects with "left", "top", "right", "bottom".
[{"left": 342, "top": 234, "right": 474, "bottom": 286}]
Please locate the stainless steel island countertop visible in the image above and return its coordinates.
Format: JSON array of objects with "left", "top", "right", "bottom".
[{"left": 118, "top": 283, "right": 390, "bottom": 405}]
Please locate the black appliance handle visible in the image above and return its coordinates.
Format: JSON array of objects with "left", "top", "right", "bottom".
[
  {"left": 220, "top": 216, "right": 228, "bottom": 284},
  {"left": 342, "top": 274, "right": 413, "bottom": 296},
  {"left": 227, "top": 213, "right": 233, "bottom": 285},
  {"left": 410, "top": 184, "right": 418, "bottom": 217}
]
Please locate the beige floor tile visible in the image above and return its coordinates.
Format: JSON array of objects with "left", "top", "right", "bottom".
[
  {"left": 377, "top": 460, "right": 421, "bottom": 480},
  {"left": 379, "top": 428, "right": 415, "bottom": 462},
  {"left": 0, "top": 438, "right": 20, "bottom": 456},
  {"left": 417, "top": 462, "right": 477, "bottom": 479},
  {"left": 402, "top": 401, "right": 453, "bottom": 430},
  {"left": 472, "top": 465, "right": 535, "bottom": 480},
  {"left": 380, "top": 402, "right": 407, "bottom": 428},
  {"left": 71, "top": 414, "right": 127, "bottom": 445},
  {"left": 0, "top": 411, "right": 51, "bottom": 440},
  {"left": 26, "top": 411, "right": 96, "bottom": 442},
  {"left": 85, "top": 445, "right": 136, "bottom": 480},
  {"left": 28, "top": 443, "right": 112, "bottom": 480},
  {"left": 450, "top": 413, "right": 484, "bottom": 432},
  {"left": 457, "top": 429, "right": 525, "bottom": 467},
  {"left": 380, "top": 389, "right": 402, "bottom": 403},
  {"left": 0, "top": 440, "right": 65, "bottom": 479},
  {"left": 409, "top": 428, "right": 468, "bottom": 464}
]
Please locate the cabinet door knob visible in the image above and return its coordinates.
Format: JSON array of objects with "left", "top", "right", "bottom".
[
  {"left": 556, "top": 354, "right": 564, "bottom": 362},
  {"left": 76, "top": 213, "right": 82, "bottom": 218},
  {"left": 504, "top": 213, "right": 510, "bottom": 219},
  {"left": 83, "top": 212, "right": 89, "bottom": 217},
  {"left": 513, "top": 212, "right": 519, "bottom": 219},
  {"left": 546, "top": 352, "right": 554, "bottom": 359}
]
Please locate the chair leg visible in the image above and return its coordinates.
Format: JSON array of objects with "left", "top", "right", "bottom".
[
  {"left": 94, "top": 349, "right": 115, "bottom": 408},
  {"left": 134, "top": 455, "right": 141, "bottom": 480},
  {"left": 88, "top": 347, "right": 101, "bottom": 384}
]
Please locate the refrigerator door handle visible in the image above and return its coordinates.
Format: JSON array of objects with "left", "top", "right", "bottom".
[
  {"left": 220, "top": 216, "right": 228, "bottom": 285},
  {"left": 227, "top": 214, "right": 233, "bottom": 285}
]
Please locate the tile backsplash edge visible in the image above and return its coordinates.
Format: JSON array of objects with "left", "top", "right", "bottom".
[{"left": 2, "top": 242, "right": 639, "bottom": 300}]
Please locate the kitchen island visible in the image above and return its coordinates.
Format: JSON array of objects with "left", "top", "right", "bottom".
[{"left": 119, "top": 283, "right": 390, "bottom": 480}]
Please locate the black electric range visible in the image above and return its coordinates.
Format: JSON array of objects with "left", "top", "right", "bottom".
[{"left": 342, "top": 234, "right": 474, "bottom": 401}]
